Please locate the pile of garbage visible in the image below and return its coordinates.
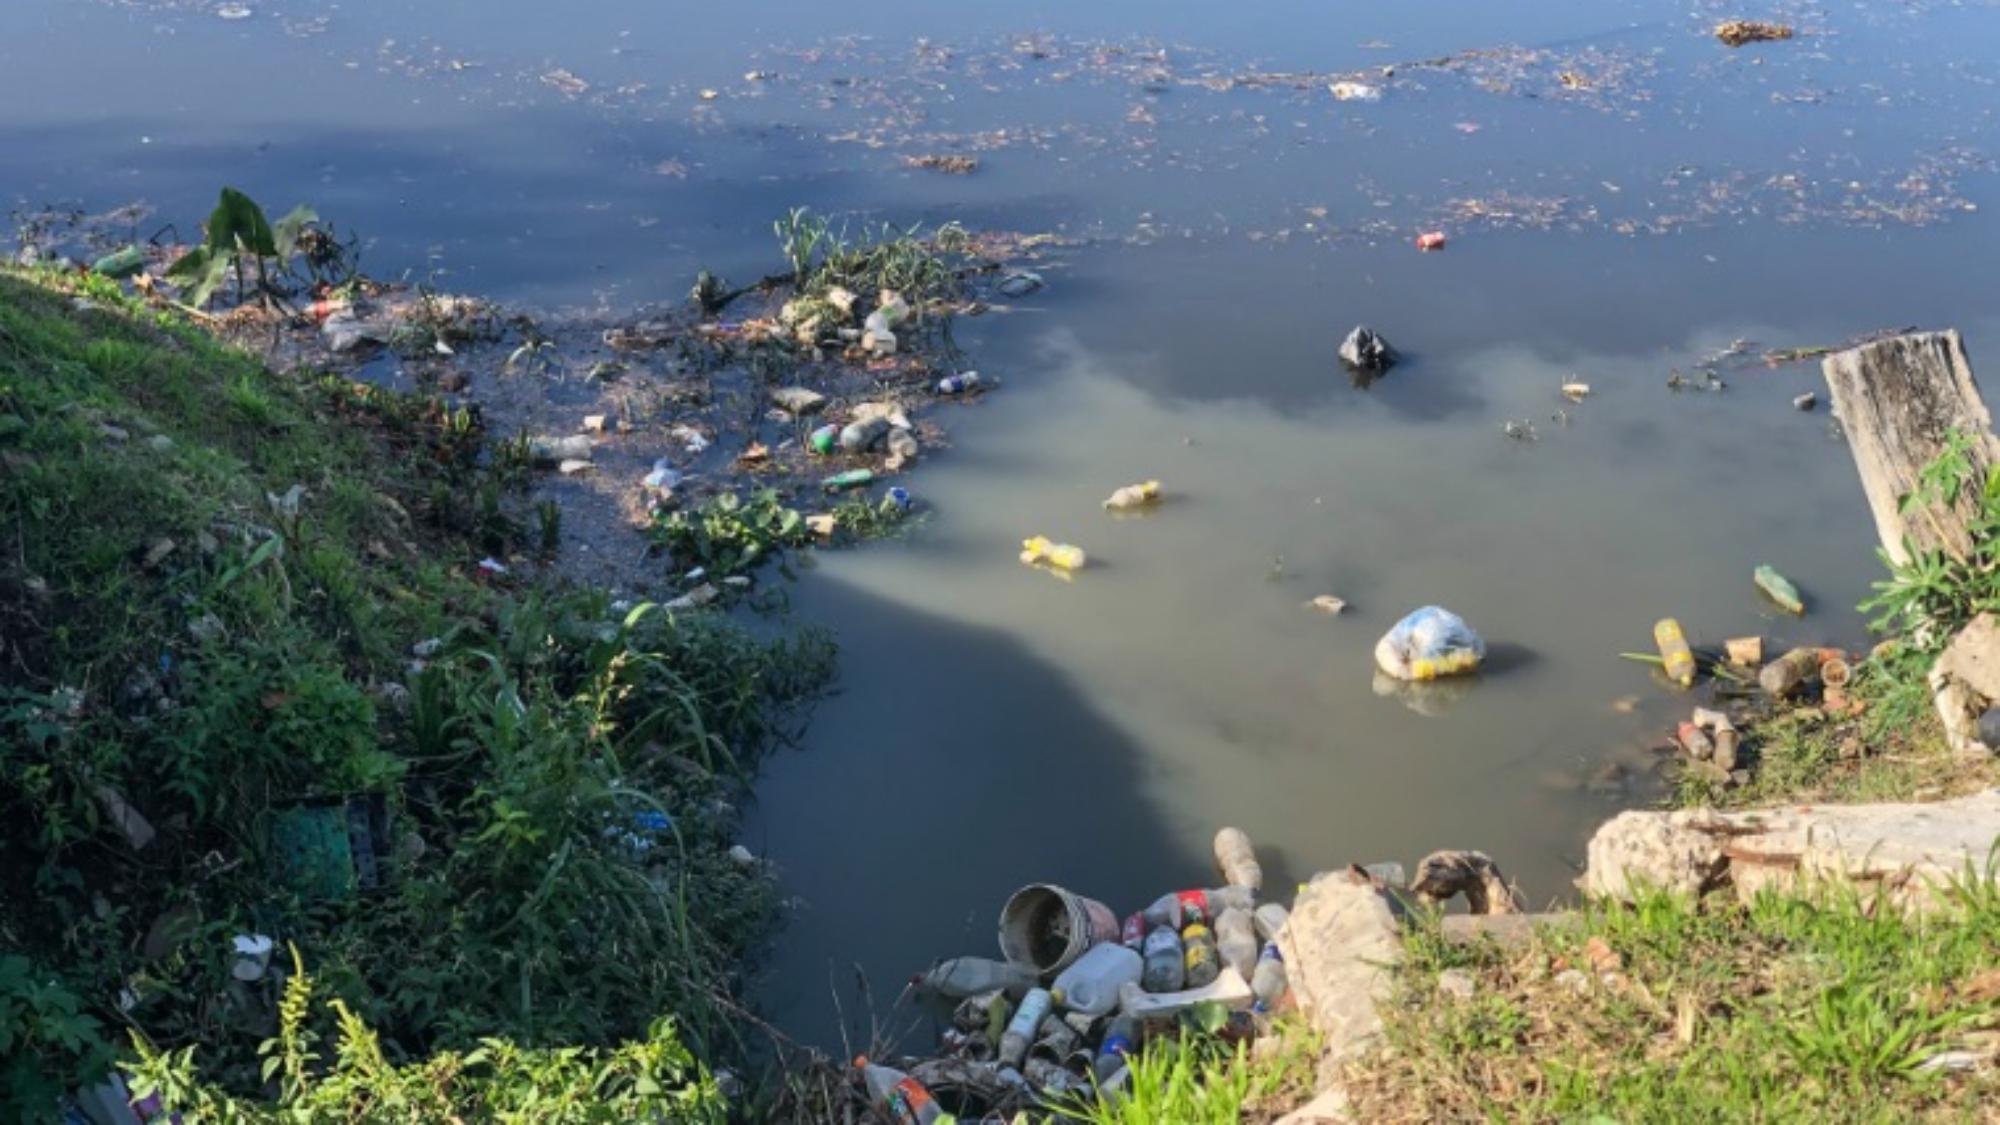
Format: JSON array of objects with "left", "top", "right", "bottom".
[{"left": 858, "top": 828, "right": 1292, "bottom": 1122}]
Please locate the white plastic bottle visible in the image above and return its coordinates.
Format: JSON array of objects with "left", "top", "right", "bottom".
[
  {"left": 1251, "top": 943, "right": 1288, "bottom": 1012},
  {"left": 1253, "top": 902, "right": 1289, "bottom": 943},
  {"left": 914, "top": 956, "right": 1038, "bottom": 1000},
  {"left": 1050, "top": 943, "right": 1142, "bottom": 1017},
  {"left": 998, "top": 987, "right": 1051, "bottom": 1068},
  {"left": 1213, "top": 827, "right": 1263, "bottom": 891}
]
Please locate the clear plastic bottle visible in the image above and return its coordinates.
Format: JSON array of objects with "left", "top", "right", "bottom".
[
  {"left": 1213, "top": 827, "right": 1263, "bottom": 891},
  {"left": 1094, "top": 1015, "right": 1139, "bottom": 1082},
  {"left": 1140, "top": 926, "right": 1185, "bottom": 993},
  {"left": 855, "top": 1057, "right": 946, "bottom": 1125},
  {"left": 1253, "top": 903, "right": 1289, "bottom": 943},
  {"left": 998, "top": 987, "right": 1051, "bottom": 1068},
  {"left": 1051, "top": 943, "right": 1142, "bottom": 1017},
  {"left": 1102, "top": 480, "right": 1162, "bottom": 511},
  {"left": 1181, "top": 923, "right": 1220, "bottom": 988},
  {"left": 1214, "top": 908, "right": 1259, "bottom": 980},
  {"left": 915, "top": 957, "right": 1038, "bottom": 1000},
  {"left": 1251, "top": 943, "right": 1288, "bottom": 1012}
]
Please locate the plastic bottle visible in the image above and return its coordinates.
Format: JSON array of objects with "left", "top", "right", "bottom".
[
  {"left": 1140, "top": 927, "right": 1184, "bottom": 993},
  {"left": 1094, "top": 1016, "right": 1139, "bottom": 1082},
  {"left": 1251, "top": 943, "right": 1288, "bottom": 1012},
  {"left": 1118, "top": 966, "right": 1254, "bottom": 1019},
  {"left": 1759, "top": 647, "right": 1819, "bottom": 697},
  {"left": 1253, "top": 903, "right": 1289, "bottom": 943},
  {"left": 915, "top": 957, "right": 1038, "bottom": 1000},
  {"left": 1102, "top": 480, "right": 1162, "bottom": 511},
  {"left": 1654, "top": 618, "right": 1696, "bottom": 687},
  {"left": 1140, "top": 886, "right": 1254, "bottom": 929},
  {"left": 1214, "top": 908, "right": 1259, "bottom": 980},
  {"left": 855, "top": 1058, "right": 946, "bottom": 1125},
  {"left": 1754, "top": 565, "right": 1805, "bottom": 615},
  {"left": 1050, "top": 943, "right": 1142, "bottom": 1017},
  {"left": 822, "top": 468, "right": 875, "bottom": 492},
  {"left": 809, "top": 424, "right": 839, "bottom": 455},
  {"left": 1120, "top": 913, "right": 1146, "bottom": 950},
  {"left": 1181, "top": 923, "right": 1220, "bottom": 988},
  {"left": 998, "top": 987, "right": 1051, "bottom": 1068},
  {"left": 1020, "top": 536, "right": 1086, "bottom": 571},
  {"left": 886, "top": 486, "right": 913, "bottom": 512},
  {"left": 937, "top": 372, "right": 983, "bottom": 395},
  {"left": 1213, "top": 827, "right": 1263, "bottom": 891}
]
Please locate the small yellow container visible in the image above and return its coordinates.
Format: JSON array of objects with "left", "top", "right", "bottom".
[
  {"left": 1654, "top": 618, "right": 1696, "bottom": 687},
  {"left": 1021, "top": 536, "right": 1087, "bottom": 571}
]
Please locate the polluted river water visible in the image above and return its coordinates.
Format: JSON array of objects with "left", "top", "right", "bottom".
[{"left": 6, "top": 0, "right": 2000, "bottom": 1053}]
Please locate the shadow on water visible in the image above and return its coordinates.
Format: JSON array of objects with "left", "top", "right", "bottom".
[{"left": 741, "top": 568, "right": 1197, "bottom": 1054}]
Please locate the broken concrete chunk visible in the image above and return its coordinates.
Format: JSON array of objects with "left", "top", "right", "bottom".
[
  {"left": 530, "top": 434, "right": 593, "bottom": 463},
  {"left": 770, "top": 386, "right": 828, "bottom": 416}
]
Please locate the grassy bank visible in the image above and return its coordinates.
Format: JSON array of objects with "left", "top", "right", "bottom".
[{"left": 0, "top": 266, "right": 831, "bottom": 1120}]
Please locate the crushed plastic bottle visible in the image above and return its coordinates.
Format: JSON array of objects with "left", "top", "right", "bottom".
[
  {"left": 998, "top": 988, "right": 1052, "bottom": 1068},
  {"left": 1051, "top": 943, "right": 1143, "bottom": 1017},
  {"left": 1140, "top": 927, "right": 1185, "bottom": 993},
  {"left": 1759, "top": 647, "right": 1819, "bottom": 697},
  {"left": 915, "top": 957, "right": 1038, "bottom": 1000},
  {"left": 1654, "top": 618, "right": 1696, "bottom": 687},
  {"left": 642, "top": 459, "right": 682, "bottom": 493},
  {"left": 855, "top": 1057, "right": 946, "bottom": 1125},
  {"left": 1181, "top": 923, "right": 1220, "bottom": 988},
  {"left": 937, "top": 371, "right": 984, "bottom": 395},
  {"left": 1102, "top": 480, "right": 1162, "bottom": 511},
  {"left": 1214, "top": 908, "right": 1259, "bottom": 980},
  {"left": 1020, "top": 536, "right": 1086, "bottom": 571},
  {"left": 1213, "top": 827, "right": 1263, "bottom": 891}
]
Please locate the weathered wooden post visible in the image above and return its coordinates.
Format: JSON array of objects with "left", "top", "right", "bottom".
[{"left": 1823, "top": 330, "right": 2000, "bottom": 755}]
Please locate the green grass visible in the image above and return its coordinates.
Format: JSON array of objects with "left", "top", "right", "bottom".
[
  {"left": 0, "top": 266, "right": 831, "bottom": 1121},
  {"left": 1058, "top": 1017, "right": 1323, "bottom": 1125},
  {"left": 1347, "top": 876, "right": 2000, "bottom": 1123}
]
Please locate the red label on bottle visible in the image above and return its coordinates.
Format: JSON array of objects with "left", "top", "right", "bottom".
[
  {"left": 889, "top": 1078, "right": 936, "bottom": 1124},
  {"left": 1121, "top": 913, "right": 1146, "bottom": 948},
  {"left": 1176, "top": 889, "right": 1211, "bottom": 925}
]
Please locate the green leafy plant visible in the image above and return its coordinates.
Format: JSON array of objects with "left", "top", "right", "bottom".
[
  {"left": 653, "top": 490, "right": 811, "bottom": 577},
  {"left": 1861, "top": 428, "right": 2000, "bottom": 639},
  {"left": 165, "top": 188, "right": 352, "bottom": 309}
]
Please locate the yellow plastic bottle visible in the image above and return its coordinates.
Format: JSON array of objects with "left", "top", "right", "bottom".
[
  {"left": 1020, "top": 536, "right": 1087, "bottom": 571},
  {"left": 1654, "top": 618, "right": 1696, "bottom": 687},
  {"left": 1102, "top": 480, "right": 1162, "bottom": 511}
]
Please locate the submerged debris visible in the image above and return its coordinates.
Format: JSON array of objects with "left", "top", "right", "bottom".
[
  {"left": 1714, "top": 20, "right": 1795, "bottom": 47},
  {"left": 1338, "top": 326, "right": 1396, "bottom": 375},
  {"left": 905, "top": 154, "right": 980, "bottom": 175}
]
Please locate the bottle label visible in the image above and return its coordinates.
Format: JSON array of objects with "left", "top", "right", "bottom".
[
  {"left": 1100, "top": 1033, "right": 1131, "bottom": 1058},
  {"left": 889, "top": 1078, "right": 936, "bottom": 1123},
  {"left": 1175, "top": 890, "right": 1210, "bottom": 925},
  {"left": 1184, "top": 939, "right": 1217, "bottom": 974},
  {"left": 1121, "top": 913, "right": 1146, "bottom": 948}
]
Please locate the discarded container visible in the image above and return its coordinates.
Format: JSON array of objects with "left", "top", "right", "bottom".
[
  {"left": 1020, "top": 536, "right": 1087, "bottom": 571},
  {"left": 529, "top": 434, "right": 594, "bottom": 463},
  {"left": 1754, "top": 565, "right": 1805, "bottom": 615},
  {"left": 1051, "top": 943, "right": 1143, "bottom": 1017},
  {"left": 1023, "top": 1058, "right": 1084, "bottom": 1095},
  {"left": 1821, "top": 657, "right": 1852, "bottom": 709},
  {"left": 1375, "top": 606, "right": 1485, "bottom": 681},
  {"left": 1311, "top": 595, "right": 1348, "bottom": 614},
  {"left": 1214, "top": 908, "right": 1259, "bottom": 980},
  {"left": 916, "top": 957, "right": 1038, "bottom": 1000},
  {"left": 1118, "top": 965, "right": 1254, "bottom": 1019},
  {"left": 1139, "top": 886, "right": 1254, "bottom": 929},
  {"left": 1030, "top": 1017, "right": 1081, "bottom": 1063},
  {"left": 1561, "top": 381, "right": 1592, "bottom": 401},
  {"left": 1759, "top": 647, "right": 1820, "bottom": 697},
  {"left": 231, "top": 933, "right": 275, "bottom": 982},
  {"left": 885, "top": 428, "right": 920, "bottom": 463},
  {"left": 1213, "top": 827, "right": 1263, "bottom": 891},
  {"left": 840, "top": 416, "right": 892, "bottom": 452},
  {"left": 997, "top": 271, "right": 1044, "bottom": 298},
  {"left": 1181, "top": 923, "right": 1220, "bottom": 988},
  {"left": 1339, "top": 325, "right": 1396, "bottom": 374},
  {"left": 1120, "top": 913, "right": 1146, "bottom": 950},
  {"left": 1653, "top": 618, "right": 1696, "bottom": 687},
  {"left": 1252, "top": 903, "right": 1289, "bottom": 943},
  {"left": 809, "top": 424, "right": 839, "bottom": 455},
  {"left": 856, "top": 1058, "right": 946, "bottom": 1125},
  {"left": 998, "top": 988, "right": 1052, "bottom": 1068},
  {"left": 997, "top": 884, "right": 1118, "bottom": 975},
  {"left": 1102, "top": 480, "right": 1162, "bottom": 511},
  {"left": 937, "top": 372, "right": 984, "bottom": 395},
  {"left": 1329, "top": 80, "right": 1383, "bottom": 102},
  {"left": 1094, "top": 1016, "right": 1139, "bottom": 1082},
  {"left": 1140, "top": 927, "right": 1185, "bottom": 993},
  {"left": 1251, "top": 943, "right": 1289, "bottom": 1012},
  {"left": 92, "top": 246, "right": 146, "bottom": 278},
  {"left": 1792, "top": 392, "right": 1818, "bottom": 412},
  {"left": 822, "top": 469, "right": 875, "bottom": 492},
  {"left": 886, "top": 486, "right": 913, "bottom": 512},
  {"left": 771, "top": 386, "right": 828, "bottom": 415},
  {"left": 1676, "top": 721, "right": 1714, "bottom": 761},
  {"left": 1725, "top": 636, "right": 1764, "bottom": 667},
  {"left": 1416, "top": 231, "right": 1447, "bottom": 252}
]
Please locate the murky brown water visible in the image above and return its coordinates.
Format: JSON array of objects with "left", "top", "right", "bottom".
[{"left": 6, "top": 0, "right": 2000, "bottom": 1051}]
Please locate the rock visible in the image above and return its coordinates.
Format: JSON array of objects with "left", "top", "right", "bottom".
[
  {"left": 1410, "top": 850, "right": 1521, "bottom": 914},
  {"left": 825, "top": 287, "right": 857, "bottom": 317},
  {"left": 850, "top": 401, "right": 913, "bottom": 429},
  {"left": 558, "top": 459, "right": 592, "bottom": 475},
  {"left": 997, "top": 271, "right": 1045, "bottom": 298},
  {"left": 582, "top": 414, "right": 609, "bottom": 433},
  {"left": 1932, "top": 614, "right": 2000, "bottom": 755},
  {"left": 1584, "top": 790, "right": 2000, "bottom": 912},
  {"left": 770, "top": 387, "right": 828, "bottom": 416},
  {"left": 1792, "top": 391, "right": 1818, "bottom": 411},
  {"left": 1276, "top": 872, "right": 1399, "bottom": 1063},
  {"left": 529, "top": 434, "right": 593, "bottom": 463},
  {"left": 323, "top": 312, "right": 387, "bottom": 354},
  {"left": 1436, "top": 969, "right": 1476, "bottom": 1000},
  {"left": 1338, "top": 326, "right": 1395, "bottom": 374},
  {"left": 1275, "top": 1087, "right": 1352, "bottom": 1125},
  {"left": 885, "top": 427, "right": 919, "bottom": 462},
  {"left": 1440, "top": 912, "right": 1564, "bottom": 948},
  {"left": 1554, "top": 968, "right": 1591, "bottom": 995}
]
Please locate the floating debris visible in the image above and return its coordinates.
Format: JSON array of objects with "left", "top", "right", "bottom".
[
  {"left": 905, "top": 154, "right": 980, "bottom": 175},
  {"left": 1714, "top": 20, "right": 1795, "bottom": 47}
]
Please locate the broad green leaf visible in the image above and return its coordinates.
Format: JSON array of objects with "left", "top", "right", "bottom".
[{"left": 207, "top": 186, "right": 277, "bottom": 258}]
